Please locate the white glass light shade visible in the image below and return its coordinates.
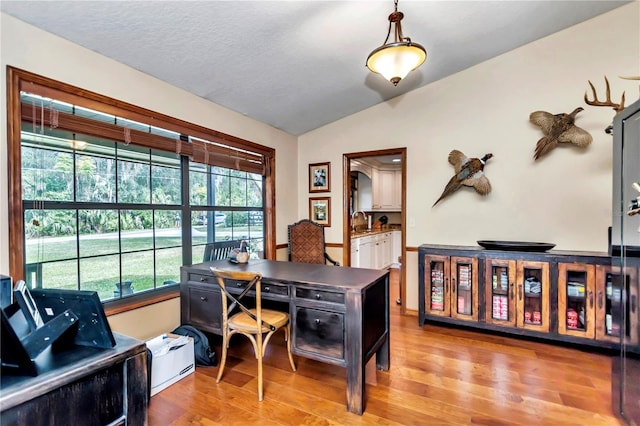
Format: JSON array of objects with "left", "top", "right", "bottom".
[{"left": 366, "top": 42, "right": 426, "bottom": 86}]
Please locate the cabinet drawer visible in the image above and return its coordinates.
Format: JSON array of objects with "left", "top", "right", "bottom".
[
  {"left": 295, "top": 287, "right": 345, "bottom": 304},
  {"left": 223, "top": 279, "right": 289, "bottom": 297},
  {"left": 261, "top": 282, "right": 289, "bottom": 297},
  {"left": 187, "top": 286, "right": 222, "bottom": 329},
  {"left": 293, "top": 307, "right": 344, "bottom": 361},
  {"left": 188, "top": 273, "right": 216, "bottom": 285}
]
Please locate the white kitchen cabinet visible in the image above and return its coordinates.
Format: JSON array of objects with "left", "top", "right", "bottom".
[
  {"left": 371, "top": 168, "right": 381, "bottom": 210},
  {"left": 350, "top": 238, "right": 360, "bottom": 268},
  {"left": 359, "top": 236, "right": 373, "bottom": 268},
  {"left": 372, "top": 232, "right": 393, "bottom": 269},
  {"left": 391, "top": 230, "right": 402, "bottom": 268},
  {"left": 372, "top": 169, "right": 401, "bottom": 211},
  {"left": 352, "top": 231, "right": 399, "bottom": 269}
]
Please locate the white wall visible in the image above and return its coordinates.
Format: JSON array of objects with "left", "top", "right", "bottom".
[
  {"left": 298, "top": 3, "right": 640, "bottom": 311},
  {"left": 0, "top": 13, "right": 299, "bottom": 337}
]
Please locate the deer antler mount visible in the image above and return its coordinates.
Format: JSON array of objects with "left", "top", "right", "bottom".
[{"left": 584, "top": 76, "right": 625, "bottom": 113}]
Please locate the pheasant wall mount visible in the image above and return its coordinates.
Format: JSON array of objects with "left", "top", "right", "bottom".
[
  {"left": 432, "top": 150, "right": 493, "bottom": 207},
  {"left": 529, "top": 107, "right": 592, "bottom": 160}
]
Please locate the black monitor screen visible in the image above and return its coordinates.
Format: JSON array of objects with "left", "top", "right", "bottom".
[{"left": 30, "top": 288, "right": 116, "bottom": 349}]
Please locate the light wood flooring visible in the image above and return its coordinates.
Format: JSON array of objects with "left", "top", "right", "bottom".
[{"left": 148, "top": 269, "right": 623, "bottom": 425}]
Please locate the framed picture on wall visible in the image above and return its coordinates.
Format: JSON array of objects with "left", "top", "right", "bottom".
[
  {"left": 309, "top": 162, "right": 330, "bottom": 193},
  {"left": 309, "top": 197, "right": 331, "bottom": 226}
]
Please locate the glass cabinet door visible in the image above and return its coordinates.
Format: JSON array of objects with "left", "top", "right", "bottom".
[
  {"left": 516, "top": 261, "right": 550, "bottom": 332},
  {"left": 558, "top": 263, "right": 595, "bottom": 338},
  {"left": 424, "top": 255, "right": 450, "bottom": 317},
  {"left": 595, "top": 265, "right": 638, "bottom": 345},
  {"left": 484, "top": 259, "right": 516, "bottom": 326},
  {"left": 450, "top": 256, "right": 478, "bottom": 321}
]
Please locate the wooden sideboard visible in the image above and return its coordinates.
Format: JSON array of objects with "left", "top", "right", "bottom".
[
  {"left": 419, "top": 244, "right": 639, "bottom": 352},
  {"left": 0, "top": 333, "right": 148, "bottom": 425}
]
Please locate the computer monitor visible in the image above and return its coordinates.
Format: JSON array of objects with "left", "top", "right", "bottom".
[{"left": 30, "top": 288, "right": 116, "bottom": 349}]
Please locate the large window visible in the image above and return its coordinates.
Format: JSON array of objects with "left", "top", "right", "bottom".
[{"left": 7, "top": 68, "right": 275, "bottom": 309}]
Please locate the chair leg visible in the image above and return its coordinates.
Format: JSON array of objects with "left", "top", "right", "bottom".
[
  {"left": 257, "top": 336, "right": 264, "bottom": 401},
  {"left": 285, "top": 324, "right": 296, "bottom": 372},
  {"left": 216, "top": 333, "right": 230, "bottom": 383}
]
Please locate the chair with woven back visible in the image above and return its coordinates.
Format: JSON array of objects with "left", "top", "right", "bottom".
[
  {"left": 209, "top": 267, "right": 296, "bottom": 401},
  {"left": 287, "top": 219, "right": 340, "bottom": 266}
]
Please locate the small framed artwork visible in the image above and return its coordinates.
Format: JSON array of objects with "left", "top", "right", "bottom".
[
  {"left": 309, "top": 162, "right": 330, "bottom": 193},
  {"left": 309, "top": 197, "right": 331, "bottom": 226}
]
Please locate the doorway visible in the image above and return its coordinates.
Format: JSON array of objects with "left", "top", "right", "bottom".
[{"left": 342, "top": 148, "right": 407, "bottom": 312}]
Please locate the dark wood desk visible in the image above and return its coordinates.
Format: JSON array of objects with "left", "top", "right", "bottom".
[
  {"left": 0, "top": 333, "right": 147, "bottom": 425},
  {"left": 180, "top": 259, "right": 390, "bottom": 415}
]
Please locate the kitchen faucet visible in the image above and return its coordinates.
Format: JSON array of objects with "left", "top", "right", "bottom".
[{"left": 351, "top": 211, "right": 367, "bottom": 232}]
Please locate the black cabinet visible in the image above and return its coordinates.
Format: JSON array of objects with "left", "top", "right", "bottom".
[{"left": 0, "top": 333, "right": 147, "bottom": 425}]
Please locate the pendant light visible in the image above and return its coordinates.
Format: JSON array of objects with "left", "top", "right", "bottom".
[{"left": 366, "top": 0, "right": 427, "bottom": 86}]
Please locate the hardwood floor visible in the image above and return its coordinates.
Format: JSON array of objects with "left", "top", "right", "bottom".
[{"left": 148, "top": 269, "right": 623, "bottom": 425}]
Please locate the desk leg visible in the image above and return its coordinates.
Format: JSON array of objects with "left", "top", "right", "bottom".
[
  {"left": 376, "top": 333, "right": 390, "bottom": 371},
  {"left": 377, "top": 275, "right": 390, "bottom": 371},
  {"left": 346, "top": 293, "right": 365, "bottom": 415}
]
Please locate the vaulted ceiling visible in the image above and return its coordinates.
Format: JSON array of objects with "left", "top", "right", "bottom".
[{"left": 1, "top": 1, "right": 629, "bottom": 135}]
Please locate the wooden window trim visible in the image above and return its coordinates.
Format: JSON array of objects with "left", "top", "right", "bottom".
[{"left": 7, "top": 66, "right": 277, "bottom": 314}]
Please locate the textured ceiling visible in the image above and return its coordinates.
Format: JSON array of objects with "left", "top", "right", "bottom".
[{"left": 1, "top": 1, "right": 629, "bottom": 136}]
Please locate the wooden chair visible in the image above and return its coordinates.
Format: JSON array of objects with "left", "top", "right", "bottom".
[
  {"left": 287, "top": 219, "right": 340, "bottom": 266},
  {"left": 210, "top": 268, "right": 296, "bottom": 401},
  {"left": 203, "top": 240, "right": 243, "bottom": 262}
]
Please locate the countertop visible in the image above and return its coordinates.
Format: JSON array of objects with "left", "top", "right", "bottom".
[{"left": 351, "top": 225, "right": 401, "bottom": 238}]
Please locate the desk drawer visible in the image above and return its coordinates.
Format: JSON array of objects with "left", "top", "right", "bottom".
[
  {"left": 293, "top": 307, "right": 344, "bottom": 361},
  {"left": 186, "top": 286, "right": 222, "bottom": 330},
  {"left": 261, "top": 282, "right": 289, "bottom": 297},
  {"left": 221, "top": 280, "right": 288, "bottom": 297},
  {"left": 295, "top": 288, "right": 345, "bottom": 304},
  {"left": 188, "top": 273, "right": 215, "bottom": 285}
]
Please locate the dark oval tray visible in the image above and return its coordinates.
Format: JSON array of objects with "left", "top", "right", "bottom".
[{"left": 477, "top": 240, "right": 556, "bottom": 252}]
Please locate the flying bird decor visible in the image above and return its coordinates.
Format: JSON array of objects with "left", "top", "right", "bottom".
[
  {"left": 529, "top": 107, "right": 592, "bottom": 160},
  {"left": 432, "top": 150, "right": 493, "bottom": 207}
]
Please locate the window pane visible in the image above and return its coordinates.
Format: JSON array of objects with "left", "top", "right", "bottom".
[
  {"left": 40, "top": 260, "right": 79, "bottom": 290},
  {"left": 21, "top": 146, "right": 74, "bottom": 201},
  {"left": 191, "top": 244, "right": 206, "bottom": 265},
  {"left": 25, "top": 260, "right": 79, "bottom": 291},
  {"left": 230, "top": 176, "right": 247, "bottom": 207},
  {"left": 152, "top": 164, "right": 181, "bottom": 205},
  {"left": 79, "top": 209, "right": 119, "bottom": 256},
  {"left": 189, "top": 170, "right": 208, "bottom": 205},
  {"left": 121, "top": 210, "right": 153, "bottom": 252},
  {"left": 117, "top": 159, "right": 150, "bottom": 204},
  {"left": 24, "top": 209, "right": 77, "bottom": 263},
  {"left": 191, "top": 211, "right": 208, "bottom": 245},
  {"left": 247, "top": 173, "right": 263, "bottom": 207},
  {"left": 80, "top": 255, "right": 120, "bottom": 300},
  {"left": 121, "top": 250, "right": 154, "bottom": 294},
  {"left": 155, "top": 210, "right": 182, "bottom": 249},
  {"left": 156, "top": 247, "right": 182, "bottom": 286},
  {"left": 214, "top": 173, "right": 230, "bottom": 206},
  {"left": 76, "top": 154, "right": 116, "bottom": 203}
]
